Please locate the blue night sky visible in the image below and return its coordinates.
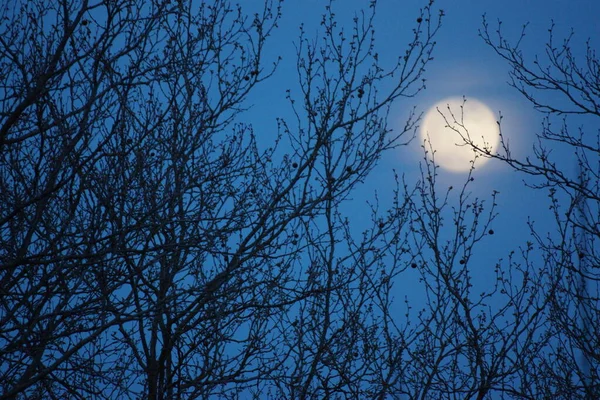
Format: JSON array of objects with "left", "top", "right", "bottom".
[
  {"left": 243, "top": 0, "right": 599, "bottom": 304},
  {"left": 2, "top": 0, "right": 598, "bottom": 397}
]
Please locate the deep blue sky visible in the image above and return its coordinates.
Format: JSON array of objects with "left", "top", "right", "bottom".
[{"left": 244, "top": 0, "right": 599, "bottom": 302}]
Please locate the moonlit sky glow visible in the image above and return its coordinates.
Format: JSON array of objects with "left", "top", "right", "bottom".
[{"left": 420, "top": 97, "right": 499, "bottom": 172}]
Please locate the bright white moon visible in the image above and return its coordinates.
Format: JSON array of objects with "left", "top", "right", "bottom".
[{"left": 420, "top": 97, "right": 499, "bottom": 172}]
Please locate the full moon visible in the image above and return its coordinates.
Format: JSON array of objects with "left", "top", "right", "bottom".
[{"left": 420, "top": 97, "right": 499, "bottom": 172}]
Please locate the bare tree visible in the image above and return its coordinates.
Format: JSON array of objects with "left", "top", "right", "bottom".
[
  {"left": 0, "top": 0, "right": 445, "bottom": 398},
  {"left": 375, "top": 137, "right": 553, "bottom": 399},
  {"left": 10, "top": 0, "right": 596, "bottom": 398},
  {"left": 439, "top": 16, "right": 600, "bottom": 399}
]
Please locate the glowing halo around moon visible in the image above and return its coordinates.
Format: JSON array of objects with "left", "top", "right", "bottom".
[{"left": 419, "top": 97, "right": 500, "bottom": 172}]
